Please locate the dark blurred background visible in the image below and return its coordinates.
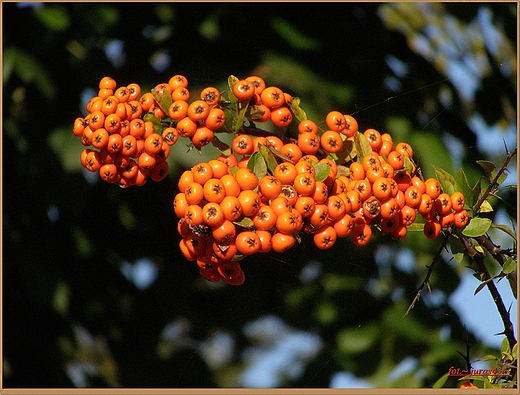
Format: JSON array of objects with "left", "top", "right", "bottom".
[{"left": 2, "top": 2, "right": 517, "bottom": 388}]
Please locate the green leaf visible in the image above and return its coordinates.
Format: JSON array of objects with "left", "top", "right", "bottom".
[
  {"left": 335, "top": 139, "right": 355, "bottom": 164},
  {"left": 288, "top": 96, "right": 308, "bottom": 122},
  {"left": 502, "top": 257, "right": 517, "bottom": 275},
  {"left": 248, "top": 104, "right": 267, "bottom": 121},
  {"left": 143, "top": 113, "right": 162, "bottom": 131},
  {"left": 33, "top": 5, "right": 70, "bottom": 31},
  {"left": 471, "top": 178, "right": 482, "bottom": 210},
  {"left": 210, "top": 135, "right": 231, "bottom": 156},
  {"left": 479, "top": 200, "right": 494, "bottom": 213},
  {"left": 247, "top": 151, "right": 268, "bottom": 180},
  {"left": 406, "top": 222, "right": 425, "bottom": 232},
  {"left": 403, "top": 154, "right": 415, "bottom": 174},
  {"left": 258, "top": 144, "right": 278, "bottom": 175},
  {"left": 474, "top": 277, "right": 494, "bottom": 295},
  {"left": 268, "top": 145, "right": 292, "bottom": 163},
  {"left": 432, "top": 373, "right": 448, "bottom": 389},
  {"left": 454, "top": 168, "right": 474, "bottom": 208},
  {"left": 233, "top": 216, "right": 254, "bottom": 229},
  {"left": 432, "top": 165, "right": 456, "bottom": 196},
  {"left": 314, "top": 163, "right": 331, "bottom": 182},
  {"left": 462, "top": 217, "right": 492, "bottom": 237},
  {"left": 219, "top": 108, "right": 236, "bottom": 133},
  {"left": 235, "top": 100, "right": 250, "bottom": 132},
  {"left": 473, "top": 354, "right": 500, "bottom": 363},
  {"left": 496, "top": 172, "right": 508, "bottom": 186},
  {"left": 491, "top": 223, "right": 517, "bottom": 241},
  {"left": 151, "top": 89, "right": 173, "bottom": 115},
  {"left": 476, "top": 160, "right": 497, "bottom": 179},
  {"left": 227, "top": 75, "right": 240, "bottom": 104},
  {"left": 448, "top": 234, "right": 466, "bottom": 264},
  {"left": 353, "top": 131, "right": 372, "bottom": 161}
]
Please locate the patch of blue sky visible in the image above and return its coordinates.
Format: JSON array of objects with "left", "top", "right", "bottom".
[
  {"left": 467, "top": 113, "right": 517, "bottom": 158},
  {"left": 239, "top": 315, "right": 323, "bottom": 387},
  {"left": 120, "top": 257, "right": 158, "bottom": 290},
  {"left": 448, "top": 270, "right": 517, "bottom": 349},
  {"left": 104, "top": 39, "right": 126, "bottom": 69},
  {"left": 329, "top": 371, "right": 374, "bottom": 388}
]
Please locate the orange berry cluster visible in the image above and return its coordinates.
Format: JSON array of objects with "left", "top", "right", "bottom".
[
  {"left": 72, "top": 74, "right": 470, "bottom": 285},
  {"left": 173, "top": 111, "right": 470, "bottom": 285},
  {"left": 73, "top": 76, "right": 174, "bottom": 187},
  {"left": 73, "top": 74, "right": 312, "bottom": 186}
]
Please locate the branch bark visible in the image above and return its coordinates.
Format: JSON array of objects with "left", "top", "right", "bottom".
[{"left": 457, "top": 230, "right": 517, "bottom": 350}]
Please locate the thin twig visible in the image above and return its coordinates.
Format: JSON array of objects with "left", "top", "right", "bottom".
[{"left": 404, "top": 230, "right": 451, "bottom": 316}]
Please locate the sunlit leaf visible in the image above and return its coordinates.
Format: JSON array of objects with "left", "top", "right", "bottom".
[
  {"left": 336, "top": 164, "right": 349, "bottom": 178},
  {"left": 407, "top": 222, "right": 425, "bottom": 232},
  {"left": 235, "top": 100, "right": 250, "bottom": 132},
  {"left": 143, "top": 113, "right": 163, "bottom": 132},
  {"left": 479, "top": 200, "right": 493, "bottom": 213},
  {"left": 233, "top": 216, "right": 254, "bottom": 229},
  {"left": 432, "top": 373, "right": 448, "bottom": 388},
  {"left": 462, "top": 217, "right": 492, "bottom": 237},
  {"left": 473, "top": 354, "right": 499, "bottom": 362},
  {"left": 219, "top": 108, "right": 236, "bottom": 133},
  {"left": 248, "top": 104, "right": 267, "bottom": 121},
  {"left": 403, "top": 154, "right": 415, "bottom": 174},
  {"left": 496, "top": 172, "right": 508, "bottom": 186},
  {"left": 151, "top": 89, "right": 172, "bottom": 115},
  {"left": 502, "top": 257, "right": 516, "bottom": 275},
  {"left": 476, "top": 160, "right": 497, "bottom": 179},
  {"left": 455, "top": 168, "right": 474, "bottom": 208},
  {"left": 432, "top": 165, "right": 456, "bottom": 196},
  {"left": 314, "top": 163, "right": 331, "bottom": 182},
  {"left": 247, "top": 151, "right": 268, "bottom": 179},
  {"left": 227, "top": 75, "right": 240, "bottom": 104},
  {"left": 288, "top": 96, "right": 307, "bottom": 122},
  {"left": 268, "top": 145, "right": 292, "bottom": 162},
  {"left": 258, "top": 144, "right": 278, "bottom": 175},
  {"left": 353, "top": 131, "right": 372, "bottom": 160}
]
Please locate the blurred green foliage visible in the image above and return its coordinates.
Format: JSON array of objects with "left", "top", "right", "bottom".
[{"left": 2, "top": 2, "right": 516, "bottom": 389}]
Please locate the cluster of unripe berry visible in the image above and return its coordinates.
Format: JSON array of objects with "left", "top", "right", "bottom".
[{"left": 73, "top": 74, "right": 470, "bottom": 285}]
